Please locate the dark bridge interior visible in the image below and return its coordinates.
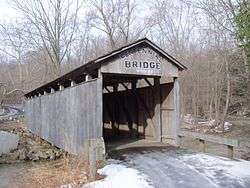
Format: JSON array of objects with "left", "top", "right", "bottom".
[{"left": 102, "top": 73, "right": 172, "bottom": 144}]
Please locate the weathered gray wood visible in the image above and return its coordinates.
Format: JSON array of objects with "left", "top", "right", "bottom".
[
  {"left": 59, "top": 84, "right": 64, "bottom": 91},
  {"left": 111, "top": 84, "right": 119, "bottom": 134},
  {"left": 25, "top": 38, "right": 185, "bottom": 160},
  {"left": 50, "top": 88, "right": 55, "bottom": 93},
  {"left": 100, "top": 46, "right": 179, "bottom": 77},
  {"left": 70, "top": 80, "right": 76, "bottom": 87},
  {"left": 25, "top": 78, "right": 103, "bottom": 155},
  {"left": 178, "top": 130, "right": 239, "bottom": 147},
  {"left": 173, "top": 77, "right": 180, "bottom": 146},
  {"left": 88, "top": 139, "right": 97, "bottom": 181},
  {"left": 227, "top": 145, "right": 234, "bottom": 158},
  {"left": 144, "top": 78, "right": 153, "bottom": 86},
  {"left": 132, "top": 81, "right": 139, "bottom": 138},
  {"left": 199, "top": 139, "right": 206, "bottom": 152},
  {"left": 153, "top": 78, "right": 161, "bottom": 142},
  {"left": 96, "top": 75, "right": 103, "bottom": 138},
  {"left": 160, "top": 83, "right": 175, "bottom": 144}
]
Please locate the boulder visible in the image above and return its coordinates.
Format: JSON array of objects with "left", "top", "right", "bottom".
[{"left": 0, "top": 131, "right": 19, "bottom": 155}]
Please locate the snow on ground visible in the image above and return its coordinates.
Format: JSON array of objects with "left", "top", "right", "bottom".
[
  {"left": 108, "top": 149, "right": 250, "bottom": 188},
  {"left": 84, "top": 163, "right": 153, "bottom": 188},
  {"left": 182, "top": 153, "right": 250, "bottom": 187},
  {"left": 182, "top": 114, "right": 233, "bottom": 133},
  {"left": 83, "top": 148, "right": 250, "bottom": 188}
]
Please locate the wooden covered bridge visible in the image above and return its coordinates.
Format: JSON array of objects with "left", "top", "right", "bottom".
[{"left": 25, "top": 38, "right": 187, "bottom": 159}]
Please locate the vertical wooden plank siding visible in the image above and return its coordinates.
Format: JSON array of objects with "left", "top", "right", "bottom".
[
  {"left": 160, "top": 82, "right": 181, "bottom": 145},
  {"left": 173, "top": 77, "right": 180, "bottom": 146},
  {"left": 25, "top": 79, "right": 102, "bottom": 155}
]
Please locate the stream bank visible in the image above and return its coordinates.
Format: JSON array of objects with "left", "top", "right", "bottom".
[{"left": 0, "top": 121, "right": 64, "bottom": 164}]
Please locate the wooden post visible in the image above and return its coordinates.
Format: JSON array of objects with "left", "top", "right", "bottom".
[
  {"left": 199, "top": 139, "right": 206, "bottom": 153},
  {"left": 97, "top": 73, "right": 104, "bottom": 140},
  {"left": 227, "top": 145, "right": 234, "bottom": 158},
  {"left": 88, "top": 139, "right": 97, "bottom": 181},
  {"left": 112, "top": 84, "right": 119, "bottom": 135},
  {"left": 153, "top": 77, "right": 161, "bottom": 142},
  {"left": 59, "top": 84, "right": 64, "bottom": 91},
  {"left": 86, "top": 74, "right": 92, "bottom": 81},
  {"left": 50, "top": 87, "right": 55, "bottom": 94},
  {"left": 173, "top": 77, "right": 180, "bottom": 146},
  {"left": 70, "top": 80, "right": 76, "bottom": 87},
  {"left": 178, "top": 135, "right": 183, "bottom": 147},
  {"left": 132, "top": 80, "right": 139, "bottom": 138}
]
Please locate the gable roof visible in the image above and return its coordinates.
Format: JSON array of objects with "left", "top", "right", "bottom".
[
  {"left": 25, "top": 38, "right": 187, "bottom": 97},
  {"left": 88, "top": 37, "right": 187, "bottom": 70}
]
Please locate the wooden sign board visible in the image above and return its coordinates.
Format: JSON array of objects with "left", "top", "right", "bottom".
[{"left": 101, "top": 46, "right": 178, "bottom": 77}]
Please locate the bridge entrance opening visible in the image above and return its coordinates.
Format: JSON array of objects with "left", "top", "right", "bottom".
[{"left": 102, "top": 73, "right": 174, "bottom": 148}]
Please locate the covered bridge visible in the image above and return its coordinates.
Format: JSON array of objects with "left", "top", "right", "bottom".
[{"left": 25, "top": 38, "right": 187, "bottom": 159}]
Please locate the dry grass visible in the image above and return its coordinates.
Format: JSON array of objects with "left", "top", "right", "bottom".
[{"left": 21, "top": 154, "right": 90, "bottom": 188}]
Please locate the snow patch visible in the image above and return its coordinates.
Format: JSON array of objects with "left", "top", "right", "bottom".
[
  {"left": 84, "top": 164, "right": 153, "bottom": 188},
  {"left": 182, "top": 153, "right": 250, "bottom": 183}
]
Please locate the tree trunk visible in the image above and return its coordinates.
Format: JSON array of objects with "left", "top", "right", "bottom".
[
  {"left": 242, "top": 47, "right": 250, "bottom": 115},
  {"left": 209, "top": 92, "right": 214, "bottom": 120},
  {"left": 0, "top": 100, "right": 3, "bottom": 112},
  {"left": 221, "top": 58, "right": 231, "bottom": 132}
]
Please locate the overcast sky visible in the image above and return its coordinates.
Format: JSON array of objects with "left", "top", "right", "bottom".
[
  {"left": 0, "top": 0, "right": 150, "bottom": 28},
  {"left": 0, "top": 0, "right": 19, "bottom": 23}
]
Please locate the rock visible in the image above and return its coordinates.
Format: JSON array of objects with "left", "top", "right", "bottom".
[
  {"left": 0, "top": 122, "right": 64, "bottom": 164},
  {"left": 0, "top": 131, "right": 19, "bottom": 155},
  {"left": 18, "top": 148, "right": 28, "bottom": 160}
]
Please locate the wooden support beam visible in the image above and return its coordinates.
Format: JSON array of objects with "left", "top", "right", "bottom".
[
  {"left": 199, "top": 139, "right": 206, "bottom": 153},
  {"left": 227, "top": 145, "right": 234, "bottom": 158},
  {"left": 173, "top": 77, "right": 180, "bottom": 146},
  {"left": 59, "top": 84, "right": 64, "bottom": 91},
  {"left": 105, "top": 101, "right": 113, "bottom": 127},
  {"left": 112, "top": 84, "right": 119, "bottom": 135},
  {"left": 85, "top": 74, "right": 92, "bottom": 81},
  {"left": 121, "top": 83, "right": 129, "bottom": 90},
  {"left": 121, "top": 96, "right": 133, "bottom": 132},
  {"left": 153, "top": 77, "right": 161, "bottom": 142},
  {"left": 50, "top": 87, "right": 55, "bottom": 94},
  {"left": 144, "top": 78, "right": 153, "bottom": 87},
  {"left": 104, "top": 86, "right": 111, "bottom": 93},
  {"left": 70, "top": 80, "right": 76, "bottom": 87},
  {"left": 121, "top": 81, "right": 156, "bottom": 139},
  {"left": 97, "top": 74, "right": 103, "bottom": 144},
  {"left": 132, "top": 80, "right": 139, "bottom": 138}
]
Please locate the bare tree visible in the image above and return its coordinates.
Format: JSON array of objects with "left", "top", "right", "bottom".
[
  {"left": 0, "top": 23, "right": 28, "bottom": 89},
  {"left": 197, "top": 0, "right": 250, "bottom": 114},
  {"left": 87, "top": 0, "right": 146, "bottom": 50},
  {"left": 12, "top": 0, "right": 82, "bottom": 76},
  {"left": 149, "top": 0, "right": 197, "bottom": 59}
]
